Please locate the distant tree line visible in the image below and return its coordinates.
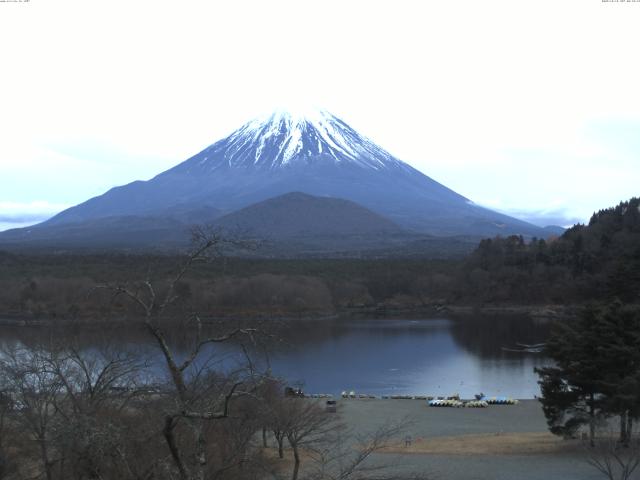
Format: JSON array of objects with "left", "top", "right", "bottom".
[
  {"left": 460, "top": 197, "right": 640, "bottom": 305},
  {"left": 0, "top": 198, "right": 638, "bottom": 322}
]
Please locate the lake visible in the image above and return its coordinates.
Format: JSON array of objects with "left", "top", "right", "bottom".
[
  {"left": 0, "top": 315, "right": 552, "bottom": 399},
  {"left": 265, "top": 316, "right": 551, "bottom": 398}
]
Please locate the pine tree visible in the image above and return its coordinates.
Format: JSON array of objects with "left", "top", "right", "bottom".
[
  {"left": 589, "top": 302, "right": 640, "bottom": 445},
  {"left": 536, "top": 302, "right": 640, "bottom": 446},
  {"left": 535, "top": 310, "right": 604, "bottom": 445}
]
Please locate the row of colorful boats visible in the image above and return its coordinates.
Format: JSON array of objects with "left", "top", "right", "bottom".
[
  {"left": 428, "top": 397, "right": 519, "bottom": 408},
  {"left": 341, "top": 391, "right": 376, "bottom": 399},
  {"left": 339, "top": 391, "right": 519, "bottom": 405},
  {"left": 484, "top": 397, "right": 520, "bottom": 405}
]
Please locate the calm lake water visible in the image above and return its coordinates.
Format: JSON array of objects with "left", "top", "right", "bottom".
[
  {"left": 0, "top": 315, "right": 552, "bottom": 399},
  {"left": 265, "top": 316, "right": 551, "bottom": 398}
]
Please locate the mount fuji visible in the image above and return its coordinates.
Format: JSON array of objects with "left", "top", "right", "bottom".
[{"left": 0, "top": 110, "right": 550, "bottom": 253}]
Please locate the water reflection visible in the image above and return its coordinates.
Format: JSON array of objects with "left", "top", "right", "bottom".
[
  {"left": 0, "top": 316, "right": 552, "bottom": 399},
  {"left": 449, "top": 315, "right": 551, "bottom": 359},
  {"left": 268, "top": 317, "right": 550, "bottom": 398}
]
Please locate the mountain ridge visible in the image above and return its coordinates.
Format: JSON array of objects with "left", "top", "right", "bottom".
[
  {"left": 1, "top": 109, "right": 553, "bottom": 251},
  {"left": 214, "top": 191, "right": 404, "bottom": 238}
]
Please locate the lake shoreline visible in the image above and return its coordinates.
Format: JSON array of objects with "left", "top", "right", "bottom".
[
  {"left": 0, "top": 302, "right": 579, "bottom": 327},
  {"left": 0, "top": 313, "right": 549, "bottom": 400}
]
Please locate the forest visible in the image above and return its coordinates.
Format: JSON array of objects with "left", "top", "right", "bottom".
[{"left": 1, "top": 198, "right": 638, "bottom": 323}]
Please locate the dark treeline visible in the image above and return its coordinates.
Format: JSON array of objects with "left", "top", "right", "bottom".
[
  {"left": 0, "top": 254, "right": 454, "bottom": 320},
  {"left": 1, "top": 198, "right": 639, "bottom": 322},
  {"left": 466, "top": 197, "right": 640, "bottom": 304}
]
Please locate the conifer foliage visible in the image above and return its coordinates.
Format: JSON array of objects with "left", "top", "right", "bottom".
[{"left": 536, "top": 302, "right": 640, "bottom": 445}]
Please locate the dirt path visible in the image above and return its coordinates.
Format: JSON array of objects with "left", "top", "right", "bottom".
[{"left": 382, "top": 432, "right": 582, "bottom": 456}]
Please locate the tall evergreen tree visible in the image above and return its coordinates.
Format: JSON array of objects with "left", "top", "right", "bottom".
[
  {"left": 536, "top": 310, "right": 604, "bottom": 445},
  {"left": 536, "top": 302, "right": 640, "bottom": 445},
  {"left": 589, "top": 302, "right": 640, "bottom": 445}
]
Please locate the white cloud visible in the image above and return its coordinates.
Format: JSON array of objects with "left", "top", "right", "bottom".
[
  {"left": 0, "top": 201, "right": 70, "bottom": 232},
  {"left": 0, "top": 201, "right": 70, "bottom": 220}
]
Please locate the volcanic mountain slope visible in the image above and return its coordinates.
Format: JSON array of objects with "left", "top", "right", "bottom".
[
  {"left": 0, "top": 109, "right": 550, "bottom": 250},
  {"left": 208, "top": 192, "right": 428, "bottom": 256},
  {"left": 215, "top": 192, "right": 403, "bottom": 238}
]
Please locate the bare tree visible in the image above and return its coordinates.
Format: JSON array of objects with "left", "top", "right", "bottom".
[
  {"left": 94, "top": 227, "right": 266, "bottom": 480},
  {"left": 45, "top": 344, "right": 145, "bottom": 415},
  {"left": 47, "top": 344, "right": 152, "bottom": 480},
  {"left": 586, "top": 428, "right": 640, "bottom": 480},
  {"left": 304, "top": 418, "right": 430, "bottom": 480},
  {"left": 280, "top": 399, "right": 338, "bottom": 480},
  {"left": 0, "top": 337, "right": 163, "bottom": 480},
  {"left": 256, "top": 378, "right": 289, "bottom": 458},
  {"left": 0, "top": 387, "right": 16, "bottom": 480},
  {"left": 258, "top": 379, "right": 289, "bottom": 459},
  {"left": 0, "top": 345, "right": 62, "bottom": 480}
]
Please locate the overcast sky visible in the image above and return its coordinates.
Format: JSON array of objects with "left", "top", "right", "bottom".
[{"left": 1, "top": 0, "right": 639, "bottom": 231}]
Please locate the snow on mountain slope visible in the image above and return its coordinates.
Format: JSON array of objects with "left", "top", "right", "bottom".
[{"left": 171, "top": 109, "right": 415, "bottom": 173}]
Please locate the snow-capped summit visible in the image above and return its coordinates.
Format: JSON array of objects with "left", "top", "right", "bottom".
[{"left": 173, "top": 109, "right": 409, "bottom": 173}]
